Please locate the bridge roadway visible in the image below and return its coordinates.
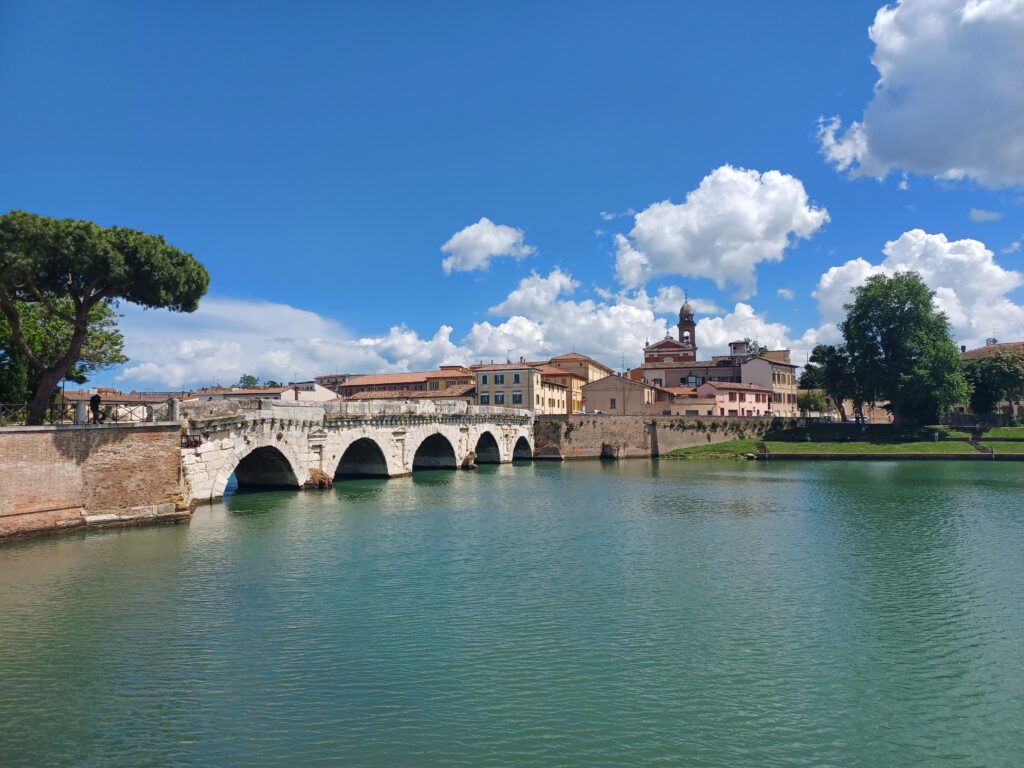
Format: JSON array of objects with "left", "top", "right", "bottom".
[{"left": 180, "top": 399, "right": 535, "bottom": 502}]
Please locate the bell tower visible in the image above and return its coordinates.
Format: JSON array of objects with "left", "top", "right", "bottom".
[{"left": 678, "top": 295, "right": 697, "bottom": 361}]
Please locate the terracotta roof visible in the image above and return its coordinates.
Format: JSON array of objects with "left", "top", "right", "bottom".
[
  {"left": 61, "top": 390, "right": 179, "bottom": 403},
  {"left": 193, "top": 387, "right": 291, "bottom": 396},
  {"left": 345, "top": 384, "right": 476, "bottom": 400},
  {"left": 746, "top": 355, "right": 797, "bottom": 368},
  {"left": 423, "top": 368, "right": 473, "bottom": 379},
  {"left": 638, "top": 360, "right": 737, "bottom": 370},
  {"left": 535, "top": 364, "right": 587, "bottom": 381},
  {"left": 473, "top": 363, "right": 543, "bottom": 372},
  {"left": 341, "top": 371, "right": 430, "bottom": 386},
  {"left": 961, "top": 341, "right": 1024, "bottom": 361},
  {"left": 548, "top": 352, "right": 614, "bottom": 372},
  {"left": 698, "top": 381, "right": 772, "bottom": 392},
  {"left": 583, "top": 374, "right": 656, "bottom": 390},
  {"left": 661, "top": 386, "right": 698, "bottom": 396}
]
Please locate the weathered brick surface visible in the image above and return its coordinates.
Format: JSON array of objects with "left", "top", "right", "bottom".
[
  {"left": 0, "top": 424, "right": 184, "bottom": 539},
  {"left": 535, "top": 415, "right": 788, "bottom": 459}
]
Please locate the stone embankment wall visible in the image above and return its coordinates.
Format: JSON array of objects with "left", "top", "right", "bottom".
[
  {"left": 535, "top": 415, "right": 791, "bottom": 459},
  {"left": 0, "top": 423, "right": 186, "bottom": 540}
]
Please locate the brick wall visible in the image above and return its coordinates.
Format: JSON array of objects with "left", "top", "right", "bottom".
[
  {"left": 0, "top": 423, "right": 185, "bottom": 540},
  {"left": 535, "top": 415, "right": 791, "bottom": 459}
]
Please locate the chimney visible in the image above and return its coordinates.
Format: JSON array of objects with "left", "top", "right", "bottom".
[
  {"left": 986, "top": 337, "right": 998, "bottom": 346},
  {"left": 960, "top": 345, "right": 966, "bottom": 353}
]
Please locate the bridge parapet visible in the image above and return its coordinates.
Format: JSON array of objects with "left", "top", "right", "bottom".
[{"left": 179, "top": 398, "right": 534, "bottom": 504}]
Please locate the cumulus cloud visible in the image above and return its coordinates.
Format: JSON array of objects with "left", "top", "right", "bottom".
[
  {"left": 440, "top": 217, "right": 535, "bottom": 274},
  {"left": 650, "top": 285, "right": 722, "bottom": 315},
  {"left": 466, "top": 270, "right": 671, "bottom": 365},
  {"left": 969, "top": 208, "right": 1003, "bottom": 222},
  {"left": 777, "top": 288, "right": 795, "bottom": 301},
  {"left": 811, "top": 229, "right": 1024, "bottom": 349},
  {"left": 819, "top": 0, "right": 1024, "bottom": 187},
  {"left": 116, "top": 298, "right": 468, "bottom": 389},
  {"left": 614, "top": 165, "right": 828, "bottom": 297}
]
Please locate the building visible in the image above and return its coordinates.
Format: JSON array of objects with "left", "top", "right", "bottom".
[
  {"left": 546, "top": 352, "right": 615, "bottom": 384},
  {"left": 632, "top": 301, "right": 799, "bottom": 416},
  {"left": 957, "top": 338, "right": 1024, "bottom": 417},
  {"left": 187, "top": 386, "right": 296, "bottom": 401},
  {"left": 581, "top": 375, "right": 717, "bottom": 416},
  {"left": 581, "top": 374, "right": 658, "bottom": 414},
  {"left": 335, "top": 366, "right": 473, "bottom": 398},
  {"left": 696, "top": 381, "right": 773, "bottom": 417},
  {"left": 288, "top": 381, "right": 339, "bottom": 401},
  {"left": 343, "top": 384, "right": 476, "bottom": 405},
  {"left": 472, "top": 363, "right": 567, "bottom": 414},
  {"left": 314, "top": 373, "right": 360, "bottom": 392},
  {"left": 531, "top": 364, "right": 587, "bottom": 413},
  {"left": 642, "top": 301, "right": 698, "bottom": 364}
]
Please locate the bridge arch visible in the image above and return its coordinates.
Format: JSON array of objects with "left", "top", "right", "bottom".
[
  {"left": 412, "top": 432, "right": 458, "bottom": 470},
  {"left": 513, "top": 436, "right": 533, "bottom": 461},
  {"left": 220, "top": 445, "right": 301, "bottom": 496},
  {"left": 334, "top": 437, "right": 390, "bottom": 479},
  {"left": 474, "top": 430, "right": 502, "bottom": 464}
]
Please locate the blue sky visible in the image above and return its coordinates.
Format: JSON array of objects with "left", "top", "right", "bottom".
[{"left": 2, "top": 0, "right": 1022, "bottom": 388}]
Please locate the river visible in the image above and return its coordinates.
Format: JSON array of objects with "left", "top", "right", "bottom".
[{"left": 1, "top": 460, "right": 1022, "bottom": 766}]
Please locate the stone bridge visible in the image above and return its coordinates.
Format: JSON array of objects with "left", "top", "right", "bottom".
[{"left": 180, "top": 399, "right": 535, "bottom": 503}]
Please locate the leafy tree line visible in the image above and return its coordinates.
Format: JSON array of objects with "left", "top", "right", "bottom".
[
  {"left": 0, "top": 211, "right": 208, "bottom": 424},
  {"left": 799, "top": 272, "right": 1023, "bottom": 425}
]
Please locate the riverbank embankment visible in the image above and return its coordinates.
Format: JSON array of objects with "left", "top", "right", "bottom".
[{"left": 0, "top": 422, "right": 188, "bottom": 539}]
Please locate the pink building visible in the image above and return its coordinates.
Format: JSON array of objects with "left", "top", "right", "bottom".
[{"left": 695, "top": 381, "right": 773, "bottom": 417}]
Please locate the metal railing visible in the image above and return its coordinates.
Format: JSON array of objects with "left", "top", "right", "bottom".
[
  {"left": 0, "top": 400, "right": 174, "bottom": 426},
  {"left": 0, "top": 403, "right": 74, "bottom": 426}
]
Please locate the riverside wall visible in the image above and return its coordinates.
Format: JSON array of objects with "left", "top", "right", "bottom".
[
  {"left": 0, "top": 423, "right": 187, "bottom": 540},
  {"left": 534, "top": 415, "right": 791, "bottom": 459}
]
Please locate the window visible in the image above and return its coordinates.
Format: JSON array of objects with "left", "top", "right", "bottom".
[
  {"left": 481, "top": 374, "right": 488, "bottom": 385},
  {"left": 495, "top": 374, "right": 505, "bottom": 385},
  {"left": 653, "top": 378, "right": 663, "bottom": 386},
  {"left": 729, "top": 392, "right": 737, "bottom": 402},
  {"left": 512, "top": 391, "right": 523, "bottom": 404},
  {"left": 480, "top": 393, "right": 490, "bottom": 405},
  {"left": 513, "top": 373, "right": 520, "bottom": 384},
  {"left": 536, "top": 394, "right": 540, "bottom": 404},
  {"left": 495, "top": 392, "right": 505, "bottom": 405},
  {"left": 429, "top": 381, "right": 439, "bottom": 391},
  {"left": 610, "top": 398, "right": 617, "bottom": 409}
]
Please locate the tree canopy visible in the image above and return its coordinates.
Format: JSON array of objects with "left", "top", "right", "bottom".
[
  {"left": 963, "top": 350, "right": 1024, "bottom": 415},
  {"left": 0, "top": 211, "right": 209, "bottom": 423},
  {"left": 801, "top": 343, "right": 859, "bottom": 421},
  {"left": 840, "top": 272, "right": 968, "bottom": 425}
]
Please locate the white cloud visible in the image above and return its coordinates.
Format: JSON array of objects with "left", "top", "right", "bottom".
[
  {"left": 466, "top": 270, "right": 671, "bottom": 366},
  {"left": 614, "top": 165, "right": 828, "bottom": 298},
  {"left": 696, "top": 303, "right": 793, "bottom": 357},
  {"left": 440, "top": 217, "right": 535, "bottom": 274},
  {"left": 969, "top": 208, "right": 1003, "bottom": 222},
  {"left": 1003, "top": 240, "right": 1021, "bottom": 254},
  {"left": 777, "top": 288, "right": 795, "bottom": 301},
  {"left": 819, "top": 0, "right": 1024, "bottom": 187},
  {"left": 116, "top": 298, "right": 468, "bottom": 389},
  {"left": 650, "top": 285, "right": 722, "bottom": 315},
  {"left": 810, "top": 229, "right": 1024, "bottom": 349}
]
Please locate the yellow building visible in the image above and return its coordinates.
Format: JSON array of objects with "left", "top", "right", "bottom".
[
  {"left": 535, "top": 364, "right": 587, "bottom": 413},
  {"left": 473, "top": 363, "right": 568, "bottom": 414},
  {"left": 547, "top": 352, "right": 615, "bottom": 383}
]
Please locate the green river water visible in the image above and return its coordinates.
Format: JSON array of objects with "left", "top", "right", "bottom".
[{"left": 1, "top": 460, "right": 1022, "bottom": 767}]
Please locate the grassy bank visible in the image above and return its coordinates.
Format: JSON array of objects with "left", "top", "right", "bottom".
[
  {"left": 662, "top": 422, "right": 1010, "bottom": 460},
  {"left": 984, "top": 427, "right": 1024, "bottom": 439}
]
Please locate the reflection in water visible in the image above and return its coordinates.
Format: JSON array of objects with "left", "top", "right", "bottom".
[{"left": 1, "top": 460, "right": 1022, "bottom": 767}]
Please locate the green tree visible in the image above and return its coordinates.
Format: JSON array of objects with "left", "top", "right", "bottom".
[
  {"left": 0, "top": 298, "right": 127, "bottom": 403},
  {"left": 963, "top": 351, "right": 1024, "bottom": 414},
  {"left": 796, "top": 390, "right": 827, "bottom": 415},
  {"left": 0, "top": 211, "right": 209, "bottom": 424},
  {"left": 841, "top": 272, "right": 969, "bottom": 425},
  {"left": 805, "top": 344, "right": 858, "bottom": 421},
  {"left": 236, "top": 373, "right": 260, "bottom": 388},
  {"left": 743, "top": 338, "right": 769, "bottom": 357}
]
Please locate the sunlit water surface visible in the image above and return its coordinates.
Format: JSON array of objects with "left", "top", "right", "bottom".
[{"left": 1, "top": 460, "right": 1022, "bottom": 767}]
